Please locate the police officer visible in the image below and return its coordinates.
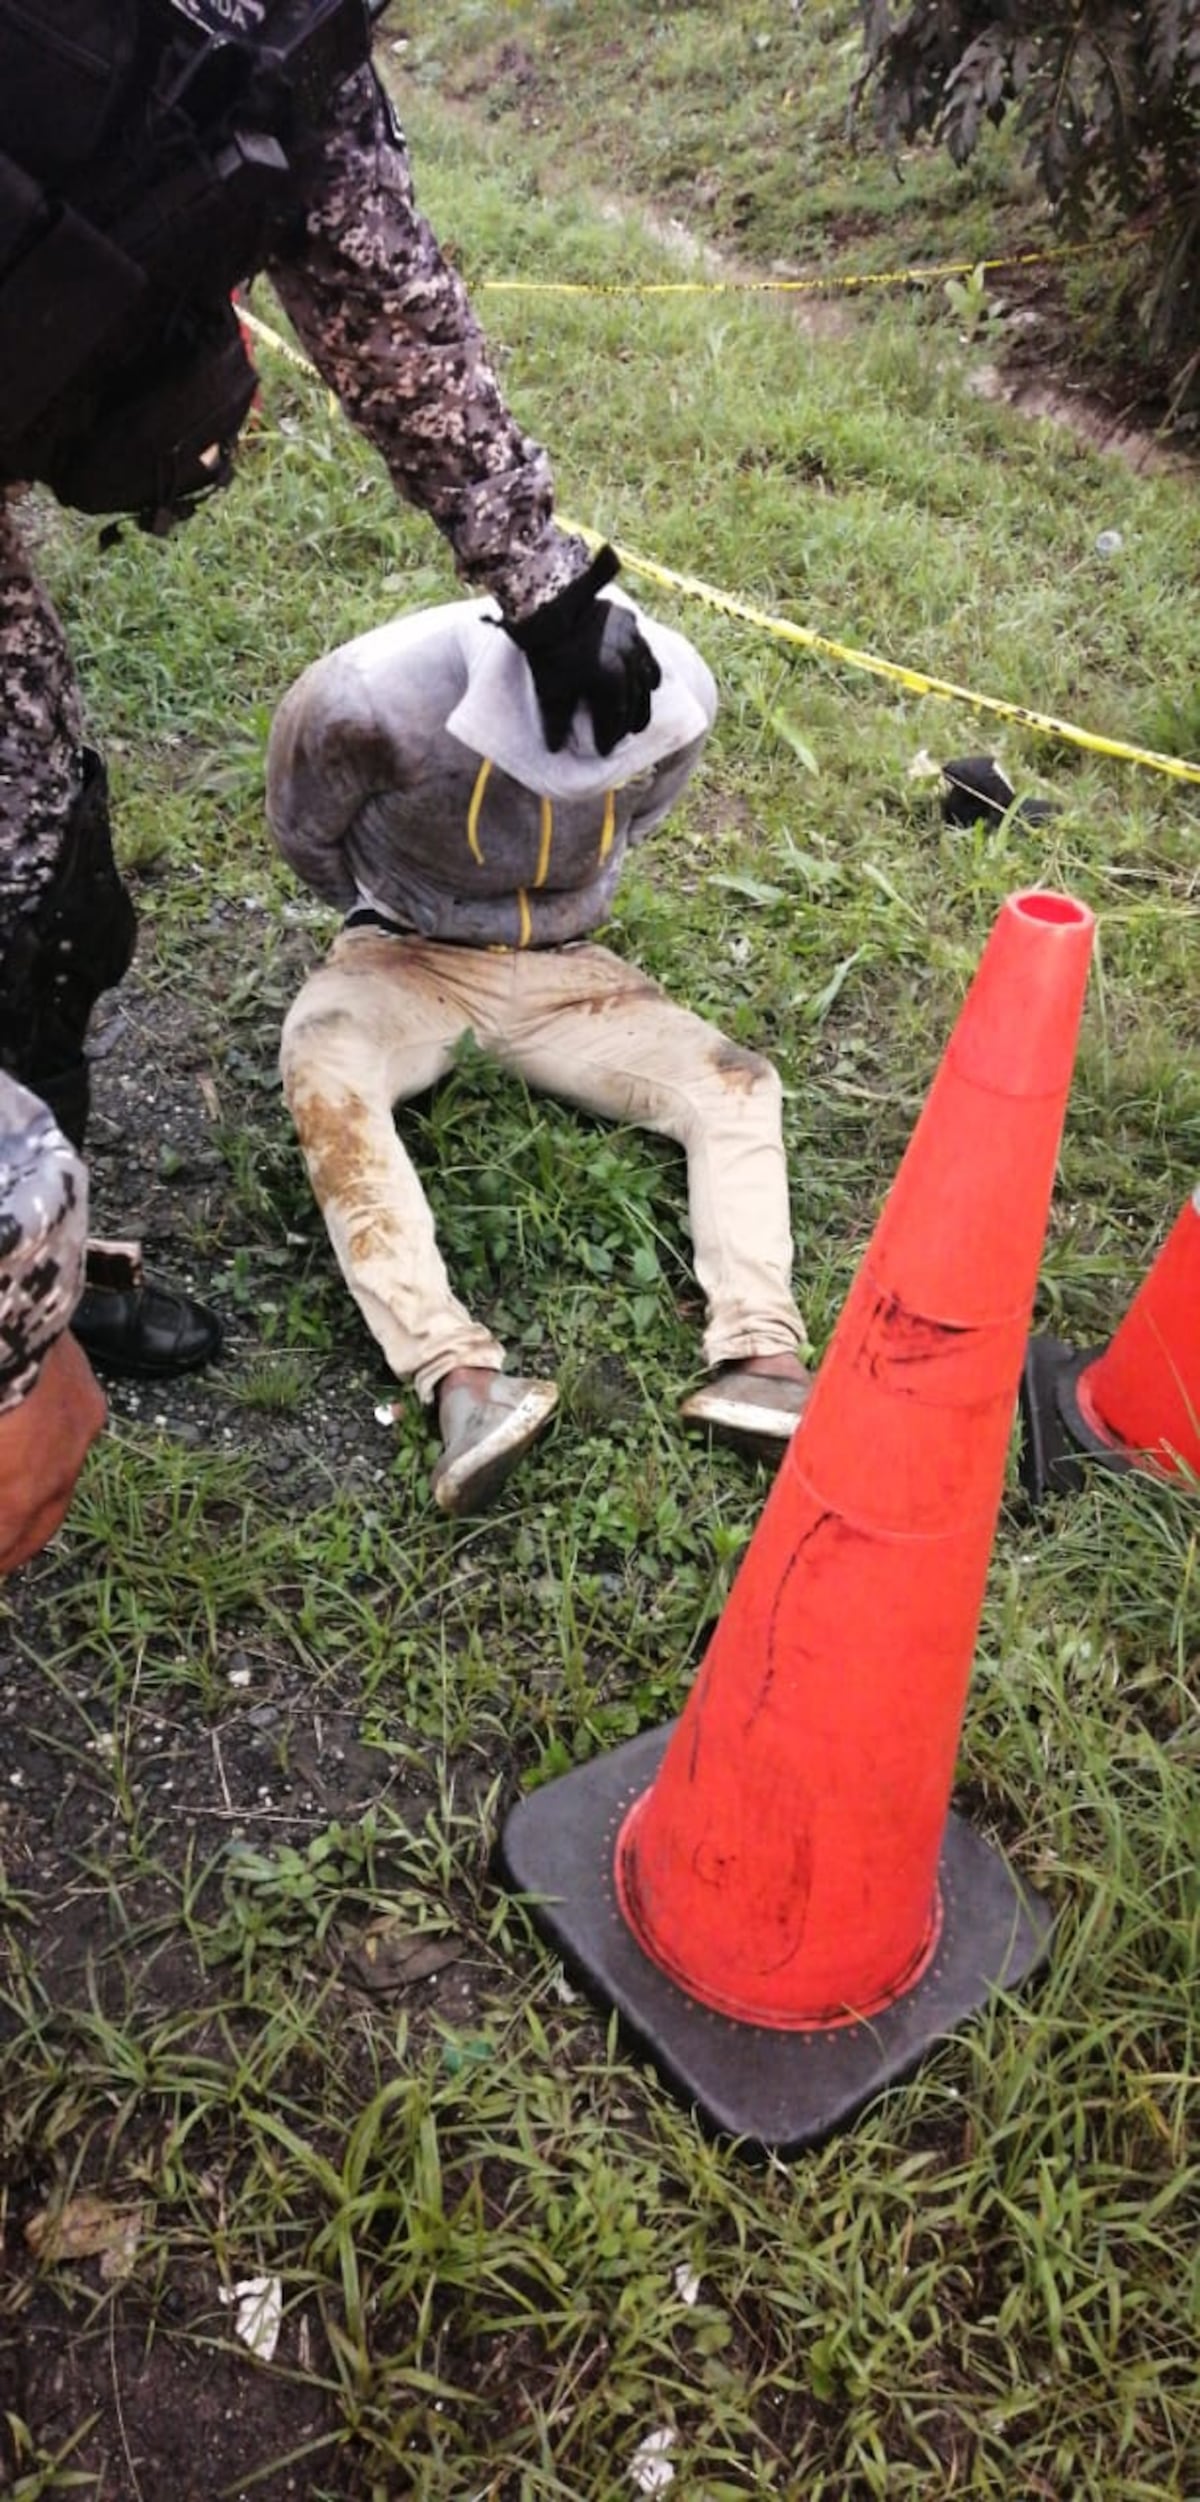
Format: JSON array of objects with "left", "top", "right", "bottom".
[{"left": 0, "top": 0, "right": 659, "bottom": 1565}]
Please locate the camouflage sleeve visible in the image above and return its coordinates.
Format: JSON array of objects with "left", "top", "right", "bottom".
[
  {"left": 0, "top": 1072, "right": 88, "bottom": 1414},
  {"left": 0, "top": 496, "right": 89, "bottom": 1408},
  {"left": 266, "top": 64, "right": 592, "bottom": 623},
  {"left": 1, "top": 493, "right": 85, "bottom": 933}
]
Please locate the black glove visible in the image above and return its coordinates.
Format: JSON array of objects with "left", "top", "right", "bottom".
[{"left": 505, "top": 546, "right": 662, "bottom": 756}]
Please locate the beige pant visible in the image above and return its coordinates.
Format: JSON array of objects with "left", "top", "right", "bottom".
[{"left": 280, "top": 928, "right": 806, "bottom": 1403}]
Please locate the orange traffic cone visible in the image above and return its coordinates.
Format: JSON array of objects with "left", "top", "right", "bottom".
[
  {"left": 502, "top": 891, "right": 1095, "bottom": 2149},
  {"left": 1020, "top": 1187, "right": 1200, "bottom": 1504}
]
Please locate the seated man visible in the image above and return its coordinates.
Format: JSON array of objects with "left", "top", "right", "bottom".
[{"left": 266, "top": 593, "right": 812, "bottom": 1516}]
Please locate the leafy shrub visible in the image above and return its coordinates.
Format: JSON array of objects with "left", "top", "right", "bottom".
[{"left": 855, "top": 1, "right": 1200, "bottom": 418}]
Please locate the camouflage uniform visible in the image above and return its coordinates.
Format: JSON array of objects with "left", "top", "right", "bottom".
[
  {"left": 0, "top": 496, "right": 86, "bottom": 930},
  {"left": 0, "top": 47, "right": 590, "bottom": 1400},
  {"left": 0, "top": 1072, "right": 87, "bottom": 1413},
  {"left": 271, "top": 65, "right": 589, "bottom": 624}
]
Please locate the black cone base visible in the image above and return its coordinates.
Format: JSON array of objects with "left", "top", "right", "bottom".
[
  {"left": 1018, "top": 1331, "right": 1129, "bottom": 1507},
  {"left": 500, "top": 1726, "right": 1053, "bottom": 2155}
]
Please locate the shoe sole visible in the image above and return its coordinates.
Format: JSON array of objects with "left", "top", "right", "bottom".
[
  {"left": 679, "top": 1391, "right": 805, "bottom": 1441},
  {"left": 678, "top": 1385, "right": 811, "bottom": 1464},
  {"left": 71, "top": 1327, "right": 223, "bottom": 1380},
  {"left": 433, "top": 1383, "right": 559, "bottom": 1517}
]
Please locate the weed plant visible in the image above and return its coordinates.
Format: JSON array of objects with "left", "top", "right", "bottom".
[{"left": 0, "top": 9, "right": 1197, "bottom": 2498}]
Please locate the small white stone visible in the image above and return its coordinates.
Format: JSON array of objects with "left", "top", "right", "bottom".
[
  {"left": 630, "top": 2430, "right": 676, "bottom": 2494},
  {"left": 220, "top": 2275, "right": 282, "bottom": 2362}
]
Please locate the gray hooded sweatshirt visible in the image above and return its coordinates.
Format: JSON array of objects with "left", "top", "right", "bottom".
[{"left": 265, "top": 594, "right": 717, "bottom": 951}]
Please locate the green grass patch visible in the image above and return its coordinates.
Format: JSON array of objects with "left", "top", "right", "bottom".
[{"left": 1, "top": 10, "right": 1196, "bottom": 2496}]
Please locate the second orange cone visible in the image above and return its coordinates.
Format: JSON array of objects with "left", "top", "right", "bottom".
[{"left": 1020, "top": 1186, "right": 1200, "bottom": 1503}]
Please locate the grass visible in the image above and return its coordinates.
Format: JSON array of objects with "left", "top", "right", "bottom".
[{"left": 1, "top": 4, "right": 1198, "bottom": 2496}]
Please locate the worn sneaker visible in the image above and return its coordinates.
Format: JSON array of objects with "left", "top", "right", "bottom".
[
  {"left": 679, "top": 1364, "right": 814, "bottom": 1462},
  {"left": 432, "top": 1374, "right": 559, "bottom": 1517}
]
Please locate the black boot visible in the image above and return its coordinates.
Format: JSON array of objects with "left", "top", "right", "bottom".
[
  {"left": 73, "top": 1240, "right": 222, "bottom": 1380},
  {"left": 2, "top": 759, "right": 221, "bottom": 1381},
  {"left": 940, "top": 755, "right": 1061, "bottom": 831}
]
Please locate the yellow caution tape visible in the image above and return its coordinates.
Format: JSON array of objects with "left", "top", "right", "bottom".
[
  {"left": 238, "top": 305, "right": 318, "bottom": 375},
  {"left": 481, "top": 243, "right": 1098, "bottom": 299},
  {"left": 566, "top": 530, "right": 1200, "bottom": 786},
  {"left": 237, "top": 309, "right": 1200, "bottom": 789},
  {"left": 237, "top": 304, "right": 339, "bottom": 415}
]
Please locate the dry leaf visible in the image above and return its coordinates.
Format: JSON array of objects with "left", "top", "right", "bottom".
[
  {"left": 100, "top": 2215, "right": 143, "bottom": 2284},
  {"left": 343, "top": 1917, "right": 461, "bottom": 1995},
  {"left": 26, "top": 2194, "right": 144, "bottom": 2270}
]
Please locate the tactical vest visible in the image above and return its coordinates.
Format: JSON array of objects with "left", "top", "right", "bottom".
[{"left": 0, "top": 0, "right": 371, "bottom": 530}]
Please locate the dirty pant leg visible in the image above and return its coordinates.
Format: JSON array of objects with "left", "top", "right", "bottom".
[
  {"left": 279, "top": 936, "right": 505, "bottom": 1401},
  {"left": 494, "top": 948, "right": 807, "bottom": 1369}
]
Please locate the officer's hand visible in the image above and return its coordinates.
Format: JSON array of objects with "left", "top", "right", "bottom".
[
  {"left": 505, "top": 546, "right": 662, "bottom": 756},
  {"left": 0, "top": 1333, "right": 106, "bottom": 1574}
]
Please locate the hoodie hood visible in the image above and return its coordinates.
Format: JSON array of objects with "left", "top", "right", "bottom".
[{"left": 444, "top": 588, "right": 715, "bottom": 798}]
